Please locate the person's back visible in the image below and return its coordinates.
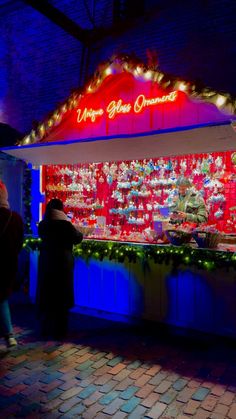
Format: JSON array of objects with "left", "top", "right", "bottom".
[
  {"left": 37, "top": 199, "right": 83, "bottom": 339},
  {"left": 0, "top": 207, "right": 24, "bottom": 280},
  {"left": 39, "top": 218, "right": 80, "bottom": 252},
  {"left": 0, "top": 181, "right": 24, "bottom": 347}
]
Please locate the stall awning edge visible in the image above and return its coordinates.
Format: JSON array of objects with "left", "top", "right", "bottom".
[{"left": 1, "top": 122, "right": 236, "bottom": 165}]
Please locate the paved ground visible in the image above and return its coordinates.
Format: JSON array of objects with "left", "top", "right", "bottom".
[{"left": 1, "top": 294, "right": 236, "bottom": 418}]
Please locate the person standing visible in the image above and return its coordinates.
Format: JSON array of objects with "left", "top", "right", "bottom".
[
  {"left": 37, "top": 198, "right": 83, "bottom": 339},
  {"left": 170, "top": 176, "right": 208, "bottom": 224},
  {"left": 0, "top": 180, "right": 24, "bottom": 347}
]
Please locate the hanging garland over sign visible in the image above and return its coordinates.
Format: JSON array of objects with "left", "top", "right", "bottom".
[{"left": 23, "top": 237, "right": 236, "bottom": 271}]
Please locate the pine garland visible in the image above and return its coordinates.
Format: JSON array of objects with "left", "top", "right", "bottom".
[{"left": 23, "top": 238, "right": 236, "bottom": 271}]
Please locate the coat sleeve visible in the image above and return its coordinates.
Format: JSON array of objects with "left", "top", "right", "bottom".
[
  {"left": 71, "top": 224, "right": 83, "bottom": 245},
  {"left": 185, "top": 197, "right": 208, "bottom": 224}
]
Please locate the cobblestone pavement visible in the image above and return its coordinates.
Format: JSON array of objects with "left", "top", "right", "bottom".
[{"left": 1, "top": 296, "right": 236, "bottom": 418}]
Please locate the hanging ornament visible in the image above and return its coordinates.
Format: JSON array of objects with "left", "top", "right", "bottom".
[
  {"left": 107, "top": 175, "right": 113, "bottom": 185},
  {"left": 214, "top": 208, "right": 224, "bottom": 219}
]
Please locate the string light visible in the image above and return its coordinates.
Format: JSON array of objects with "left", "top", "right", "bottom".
[
  {"left": 87, "top": 84, "right": 94, "bottom": 93},
  {"left": 22, "top": 136, "right": 31, "bottom": 145},
  {"left": 215, "top": 94, "right": 227, "bottom": 107},
  {"left": 104, "top": 66, "right": 112, "bottom": 76},
  {"left": 134, "top": 66, "right": 143, "bottom": 77},
  {"left": 178, "top": 82, "right": 187, "bottom": 91},
  {"left": 18, "top": 54, "right": 235, "bottom": 146},
  {"left": 23, "top": 238, "right": 236, "bottom": 271},
  {"left": 144, "top": 70, "right": 153, "bottom": 80}
]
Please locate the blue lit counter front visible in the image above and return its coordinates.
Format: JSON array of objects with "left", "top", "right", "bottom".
[{"left": 25, "top": 238, "right": 236, "bottom": 338}]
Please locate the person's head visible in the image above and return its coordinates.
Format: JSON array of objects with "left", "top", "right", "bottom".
[
  {"left": 44, "top": 198, "right": 64, "bottom": 219},
  {"left": 0, "top": 180, "right": 9, "bottom": 208},
  {"left": 176, "top": 176, "right": 192, "bottom": 196},
  {"left": 46, "top": 198, "right": 64, "bottom": 211}
]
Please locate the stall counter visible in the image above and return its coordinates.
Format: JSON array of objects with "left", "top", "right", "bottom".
[{"left": 26, "top": 239, "right": 236, "bottom": 338}]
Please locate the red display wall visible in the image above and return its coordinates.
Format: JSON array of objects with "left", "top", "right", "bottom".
[{"left": 43, "top": 150, "right": 236, "bottom": 241}]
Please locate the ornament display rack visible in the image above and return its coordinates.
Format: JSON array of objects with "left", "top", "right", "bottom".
[{"left": 43, "top": 150, "right": 236, "bottom": 242}]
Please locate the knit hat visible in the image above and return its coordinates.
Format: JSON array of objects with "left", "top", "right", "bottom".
[
  {"left": 0, "top": 180, "right": 10, "bottom": 208},
  {"left": 176, "top": 176, "right": 192, "bottom": 187}
]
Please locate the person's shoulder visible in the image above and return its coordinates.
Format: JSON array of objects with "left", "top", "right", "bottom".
[
  {"left": 12, "top": 210, "right": 23, "bottom": 220},
  {"left": 11, "top": 210, "right": 23, "bottom": 225},
  {"left": 190, "top": 192, "right": 204, "bottom": 201},
  {"left": 0, "top": 207, "right": 10, "bottom": 215},
  {"left": 54, "top": 220, "right": 73, "bottom": 227},
  {"left": 189, "top": 192, "right": 197, "bottom": 198},
  {"left": 47, "top": 219, "right": 73, "bottom": 230},
  {"left": 61, "top": 220, "right": 75, "bottom": 230}
]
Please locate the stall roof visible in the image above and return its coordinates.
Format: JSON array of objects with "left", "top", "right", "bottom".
[
  {"left": 1, "top": 122, "right": 236, "bottom": 165},
  {"left": 2, "top": 55, "right": 235, "bottom": 165}
]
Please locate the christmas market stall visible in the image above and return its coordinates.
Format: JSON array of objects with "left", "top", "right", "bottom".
[{"left": 2, "top": 54, "right": 236, "bottom": 337}]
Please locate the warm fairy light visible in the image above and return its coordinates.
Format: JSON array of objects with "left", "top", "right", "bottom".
[
  {"left": 53, "top": 112, "right": 60, "bottom": 121},
  {"left": 157, "top": 73, "right": 164, "bottom": 82},
  {"left": 30, "top": 130, "right": 36, "bottom": 140},
  {"left": 104, "top": 66, "right": 112, "bottom": 76},
  {"left": 178, "top": 82, "right": 187, "bottom": 91},
  {"left": 87, "top": 85, "right": 94, "bottom": 93},
  {"left": 134, "top": 66, "right": 143, "bottom": 77},
  {"left": 144, "top": 70, "right": 153, "bottom": 80},
  {"left": 216, "top": 95, "right": 227, "bottom": 107},
  {"left": 23, "top": 136, "right": 30, "bottom": 145},
  {"left": 123, "top": 63, "right": 130, "bottom": 71},
  {"left": 61, "top": 104, "right": 67, "bottom": 113}
]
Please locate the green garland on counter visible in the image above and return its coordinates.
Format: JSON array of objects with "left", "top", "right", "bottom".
[{"left": 23, "top": 237, "right": 236, "bottom": 271}]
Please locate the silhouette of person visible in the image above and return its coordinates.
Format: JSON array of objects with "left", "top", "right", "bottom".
[
  {"left": 37, "top": 199, "right": 83, "bottom": 339},
  {"left": 0, "top": 180, "right": 24, "bottom": 347}
]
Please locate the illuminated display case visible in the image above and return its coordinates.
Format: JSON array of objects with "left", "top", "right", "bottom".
[{"left": 42, "top": 150, "right": 236, "bottom": 243}]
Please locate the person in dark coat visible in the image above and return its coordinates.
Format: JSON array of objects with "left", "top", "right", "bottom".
[
  {"left": 37, "top": 198, "right": 83, "bottom": 339},
  {"left": 0, "top": 181, "right": 24, "bottom": 347}
]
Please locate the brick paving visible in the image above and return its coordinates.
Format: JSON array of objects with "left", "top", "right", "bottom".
[{"left": 1, "top": 295, "right": 236, "bottom": 418}]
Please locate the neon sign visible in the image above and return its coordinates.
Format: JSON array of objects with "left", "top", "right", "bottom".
[
  {"left": 77, "top": 108, "right": 104, "bottom": 123},
  {"left": 76, "top": 91, "right": 178, "bottom": 124}
]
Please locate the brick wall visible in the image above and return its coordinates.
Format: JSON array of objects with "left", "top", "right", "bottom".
[{"left": 0, "top": 0, "right": 235, "bottom": 134}]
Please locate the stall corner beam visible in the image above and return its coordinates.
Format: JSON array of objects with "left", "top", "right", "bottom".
[{"left": 22, "top": 0, "right": 92, "bottom": 46}]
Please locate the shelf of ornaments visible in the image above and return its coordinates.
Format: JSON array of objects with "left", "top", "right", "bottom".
[
  {"left": 45, "top": 189, "right": 104, "bottom": 212},
  {"left": 44, "top": 151, "right": 236, "bottom": 232},
  {"left": 45, "top": 181, "right": 229, "bottom": 225}
]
